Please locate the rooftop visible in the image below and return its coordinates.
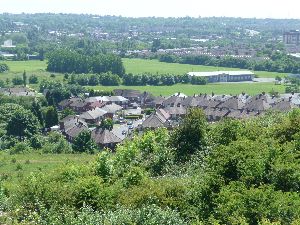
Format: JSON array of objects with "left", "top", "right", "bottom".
[{"left": 188, "top": 71, "right": 254, "bottom": 77}]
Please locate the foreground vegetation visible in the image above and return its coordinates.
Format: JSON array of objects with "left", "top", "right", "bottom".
[{"left": 0, "top": 108, "right": 299, "bottom": 224}]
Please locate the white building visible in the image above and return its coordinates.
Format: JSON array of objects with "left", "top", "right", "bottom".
[
  {"left": 1, "top": 39, "right": 16, "bottom": 48},
  {"left": 187, "top": 71, "right": 254, "bottom": 83}
]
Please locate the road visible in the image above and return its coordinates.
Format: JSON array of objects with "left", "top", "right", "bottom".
[{"left": 112, "top": 118, "right": 143, "bottom": 140}]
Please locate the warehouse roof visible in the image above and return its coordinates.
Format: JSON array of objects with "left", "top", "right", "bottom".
[{"left": 188, "top": 71, "right": 254, "bottom": 77}]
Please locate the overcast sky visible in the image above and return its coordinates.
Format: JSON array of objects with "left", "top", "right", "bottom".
[{"left": 1, "top": 0, "right": 300, "bottom": 19}]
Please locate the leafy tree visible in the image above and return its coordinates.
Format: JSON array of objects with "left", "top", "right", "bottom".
[
  {"left": 72, "top": 130, "right": 97, "bottom": 153},
  {"left": 61, "top": 107, "right": 75, "bottom": 119},
  {"left": 99, "top": 118, "right": 113, "bottom": 131},
  {"left": 28, "top": 75, "right": 38, "bottom": 84},
  {"left": 170, "top": 108, "right": 208, "bottom": 161},
  {"left": 0, "top": 63, "right": 9, "bottom": 73},
  {"left": 43, "top": 106, "right": 58, "bottom": 128},
  {"left": 6, "top": 108, "right": 40, "bottom": 140},
  {"left": 31, "top": 100, "right": 44, "bottom": 127},
  {"left": 12, "top": 76, "right": 23, "bottom": 85}
]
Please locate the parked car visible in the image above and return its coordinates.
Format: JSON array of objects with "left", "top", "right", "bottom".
[
  {"left": 122, "top": 130, "right": 127, "bottom": 135},
  {"left": 127, "top": 121, "right": 133, "bottom": 125},
  {"left": 128, "top": 125, "right": 134, "bottom": 129}
]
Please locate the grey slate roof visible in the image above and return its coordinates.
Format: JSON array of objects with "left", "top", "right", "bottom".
[
  {"left": 79, "top": 108, "right": 108, "bottom": 120},
  {"left": 162, "top": 95, "right": 183, "bottom": 107},
  {"left": 164, "top": 106, "right": 187, "bottom": 115},
  {"left": 142, "top": 108, "right": 171, "bottom": 129},
  {"left": 217, "top": 96, "right": 245, "bottom": 110},
  {"left": 91, "top": 128, "right": 122, "bottom": 145},
  {"left": 271, "top": 100, "right": 298, "bottom": 112},
  {"left": 65, "top": 121, "right": 89, "bottom": 139},
  {"left": 100, "top": 103, "right": 123, "bottom": 114}
]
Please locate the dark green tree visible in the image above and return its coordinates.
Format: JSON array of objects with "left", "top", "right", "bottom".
[
  {"left": 43, "top": 106, "right": 59, "bottom": 128},
  {"left": 170, "top": 108, "right": 208, "bottom": 161},
  {"left": 31, "top": 100, "right": 44, "bottom": 127},
  {"left": 61, "top": 108, "right": 75, "bottom": 119},
  {"left": 22, "top": 70, "right": 27, "bottom": 87},
  {"left": 72, "top": 130, "right": 97, "bottom": 153},
  {"left": 6, "top": 108, "right": 40, "bottom": 140},
  {"left": 99, "top": 118, "right": 113, "bottom": 131}
]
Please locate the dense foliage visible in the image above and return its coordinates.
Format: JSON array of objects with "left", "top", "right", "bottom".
[
  {"left": 159, "top": 53, "right": 300, "bottom": 74},
  {"left": 47, "top": 49, "right": 125, "bottom": 76},
  {"left": 0, "top": 108, "right": 299, "bottom": 224},
  {"left": 0, "top": 63, "right": 9, "bottom": 73}
]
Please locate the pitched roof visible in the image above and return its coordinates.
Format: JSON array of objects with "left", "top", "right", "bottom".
[
  {"left": 58, "top": 97, "right": 82, "bottom": 107},
  {"left": 156, "top": 108, "right": 170, "bottom": 120},
  {"left": 91, "top": 128, "right": 122, "bottom": 145},
  {"left": 217, "top": 96, "right": 245, "bottom": 110},
  {"left": 226, "top": 109, "right": 258, "bottom": 119},
  {"left": 181, "top": 96, "right": 201, "bottom": 108},
  {"left": 100, "top": 103, "right": 123, "bottom": 114},
  {"left": 79, "top": 108, "right": 108, "bottom": 120},
  {"left": 244, "top": 97, "right": 271, "bottom": 112},
  {"left": 65, "top": 122, "right": 89, "bottom": 138},
  {"left": 164, "top": 106, "right": 187, "bottom": 115},
  {"left": 142, "top": 114, "right": 167, "bottom": 129},
  {"left": 162, "top": 95, "right": 183, "bottom": 107},
  {"left": 272, "top": 100, "right": 298, "bottom": 112},
  {"left": 152, "top": 96, "right": 166, "bottom": 105}
]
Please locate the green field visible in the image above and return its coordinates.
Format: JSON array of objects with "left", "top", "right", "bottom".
[
  {"left": 91, "top": 83, "right": 285, "bottom": 96},
  {"left": 123, "top": 58, "right": 288, "bottom": 78},
  {"left": 0, "top": 59, "right": 288, "bottom": 96},
  {"left": 0, "top": 152, "right": 96, "bottom": 190}
]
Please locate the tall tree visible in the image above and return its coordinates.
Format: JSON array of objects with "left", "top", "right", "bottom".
[
  {"left": 170, "top": 108, "right": 208, "bottom": 161},
  {"left": 31, "top": 100, "right": 44, "bottom": 127},
  {"left": 22, "top": 70, "right": 27, "bottom": 87},
  {"left": 6, "top": 108, "right": 40, "bottom": 140},
  {"left": 43, "top": 106, "right": 58, "bottom": 128},
  {"left": 72, "top": 130, "right": 97, "bottom": 153}
]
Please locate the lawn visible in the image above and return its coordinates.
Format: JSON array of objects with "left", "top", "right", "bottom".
[
  {"left": 123, "top": 58, "right": 288, "bottom": 78},
  {"left": 0, "top": 152, "right": 96, "bottom": 190},
  {"left": 0, "top": 60, "right": 64, "bottom": 86},
  {"left": 90, "top": 83, "right": 285, "bottom": 96}
]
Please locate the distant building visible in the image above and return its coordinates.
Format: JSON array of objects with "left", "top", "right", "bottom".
[
  {"left": 187, "top": 71, "right": 254, "bottom": 83},
  {"left": 1, "top": 39, "right": 16, "bottom": 48},
  {"left": 283, "top": 30, "right": 300, "bottom": 46}
]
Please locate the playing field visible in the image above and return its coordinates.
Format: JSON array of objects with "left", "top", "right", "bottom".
[
  {"left": 91, "top": 83, "right": 285, "bottom": 96},
  {"left": 123, "top": 58, "right": 288, "bottom": 78},
  {"left": 0, "top": 59, "right": 288, "bottom": 96}
]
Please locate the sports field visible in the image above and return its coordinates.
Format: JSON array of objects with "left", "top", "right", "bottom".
[
  {"left": 91, "top": 83, "right": 285, "bottom": 96},
  {"left": 0, "top": 59, "right": 288, "bottom": 96},
  {"left": 123, "top": 58, "right": 288, "bottom": 78}
]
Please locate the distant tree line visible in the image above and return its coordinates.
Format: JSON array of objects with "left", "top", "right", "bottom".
[
  {"left": 67, "top": 72, "right": 207, "bottom": 86},
  {"left": 159, "top": 52, "right": 300, "bottom": 74},
  {"left": 47, "top": 49, "right": 125, "bottom": 76}
]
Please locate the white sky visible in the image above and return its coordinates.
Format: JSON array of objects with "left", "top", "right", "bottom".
[{"left": 1, "top": 0, "right": 300, "bottom": 19}]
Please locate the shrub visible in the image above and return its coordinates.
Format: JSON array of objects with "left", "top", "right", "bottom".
[{"left": 28, "top": 75, "right": 39, "bottom": 84}]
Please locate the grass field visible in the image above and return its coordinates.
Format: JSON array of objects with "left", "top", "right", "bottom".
[
  {"left": 0, "top": 59, "right": 288, "bottom": 96},
  {"left": 123, "top": 58, "right": 288, "bottom": 78},
  {"left": 0, "top": 152, "right": 96, "bottom": 190},
  {"left": 91, "top": 83, "right": 285, "bottom": 96}
]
